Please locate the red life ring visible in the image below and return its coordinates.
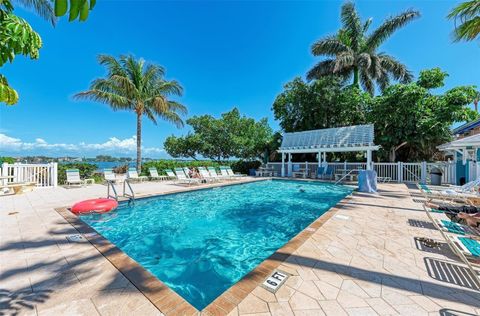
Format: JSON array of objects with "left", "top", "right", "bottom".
[{"left": 71, "top": 198, "right": 118, "bottom": 214}]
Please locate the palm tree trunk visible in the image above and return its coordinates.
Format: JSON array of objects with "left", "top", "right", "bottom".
[
  {"left": 353, "top": 66, "right": 359, "bottom": 87},
  {"left": 136, "top": 112, "right": 142, "bottom": 172}
]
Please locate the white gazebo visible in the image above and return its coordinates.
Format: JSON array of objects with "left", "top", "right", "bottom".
[{"left": 277, "top": 124, "right": 380, "bottom": 177}]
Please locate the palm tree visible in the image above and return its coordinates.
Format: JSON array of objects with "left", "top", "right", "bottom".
[
  {"left": 448, "top": 0, "right": 480, "bottom": 42},
  {"left": 9, "top": 0, "right": 56, "bottom": 25},
  {"left": 75, "top": 54, "right": 187, "bottom": 171},
  {"left": 307, "top": 2, "right": 420, "bottom": 95}
]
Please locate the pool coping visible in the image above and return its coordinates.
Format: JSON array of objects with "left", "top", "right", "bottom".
[{"left": 55, "top": 178, "right": 352, "bottom": 316}]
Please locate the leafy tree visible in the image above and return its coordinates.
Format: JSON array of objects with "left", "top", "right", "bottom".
[
  {"left": 0, "top": 0, "right": 95, "bottom": 105},
  {"left": 448, "top": 0, "right": 480, "bottom": 42},
  {"left": 307, "top": 2, "right": 419, "bottom": 95},
  {"left": 164, "top": 108, "right": 273, "bottom": 161},
  {"left": 164, "top": 133, "right": 202, "bottom": 160},
  {"left": 370, "top": 68, "right": 478, "bottom": 161},
  {"left": 75, "top": 54, "right": 187, "bottom": 171},
  {"left": 272, "top": 76, "right": 370, "bottom": 132}
]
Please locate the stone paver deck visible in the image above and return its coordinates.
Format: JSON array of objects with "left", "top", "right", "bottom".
[{"left": 1, "top": 180, "right": 479, "bottom": 315}]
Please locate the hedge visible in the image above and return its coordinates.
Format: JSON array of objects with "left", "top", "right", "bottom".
[{"left": 57, "top": 163, "right": 97, "bottom": 184}]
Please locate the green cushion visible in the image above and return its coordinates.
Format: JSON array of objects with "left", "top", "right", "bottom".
[
  {"left": 458, "top": 237, "right": 480, "bottom": 257},
  {"left": 440, "top": 220, "right": 466, "bottom": 235}
]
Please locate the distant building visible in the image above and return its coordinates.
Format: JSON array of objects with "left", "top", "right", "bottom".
[
  {"left": 437, "top": 119, "right": 480, "bottom": 185},
  {"left": 452, "top": 118, "right": 480, "bottom": 139}
]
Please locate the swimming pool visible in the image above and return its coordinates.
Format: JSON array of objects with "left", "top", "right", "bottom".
[{"left": 79, "top": 180, "right": 352, "bottom": 310}]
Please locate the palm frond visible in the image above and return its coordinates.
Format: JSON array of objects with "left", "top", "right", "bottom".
[
  {"left": 158, "top": 111, "right": 184, "bottom": 128},
  {"left": 311, "top": 36, "right": 351, "bottom": 56},
  {"left": 306, "top": 59, "right": 336, "bottom": 81},
  {"left": 340, "top": 2, "right": 362, "bottom": 50},
  {"left": 333, "top": 52, "right": 354, "bottom": 73},
  {"left": 356, "top": 53, "right": 371, "bottom": 70},
  {"left": 73, "top": 90, "right": 131, "bottom": 109},
  {"left": 378, "top": 53, "right": 413, "bottom": 83},
  {"left": 97, "top": 55, "right": 127, "bottom": 77},
  {"left": 13, "top": 0, "right": 56, "bottom": 25},
  {"left": 451, "top": 16, "right": 480, "bottom": 41},
  {"left": 365, "top": 9, "right": 420, "bottom": 50},
  {"left": 166, "top": 100, "right": 188, "bottom": 116},
  {"left": 360, "top": 69, "right": 375, "bottom": 95}
]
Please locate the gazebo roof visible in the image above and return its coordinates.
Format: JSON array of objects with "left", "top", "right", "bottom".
[
  {"left": 437, "top": 134, "right": 480, "bottom": 151},
  {"left": 278, "top": 124, "right": 379, "bottom": 153}
]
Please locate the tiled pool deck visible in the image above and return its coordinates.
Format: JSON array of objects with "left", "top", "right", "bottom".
[{"left": 1, "top": 179, "right": 479, "bottom": 315}]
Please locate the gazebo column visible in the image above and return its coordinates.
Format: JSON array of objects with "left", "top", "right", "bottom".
[
  {"left": 281, "top": 153, "right": 285, "bottom": 177},
  {"left": 366, "top": 149, "right": 372, "bottom": 170},
  {"left": 288, "top": 153, "right": 292, "bottom": 177}
]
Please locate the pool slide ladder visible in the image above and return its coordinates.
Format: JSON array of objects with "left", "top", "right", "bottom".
[{"left": 106, "top": 179, "right": 135, "bottom": 205}]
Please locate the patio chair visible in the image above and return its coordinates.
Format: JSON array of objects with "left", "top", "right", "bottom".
[
  {"left": 165, "top": 169, "right": 177, "bottom": 181},
  {"left": 66, "top": 169, "right": 94, "bottom": 187},
  {"left": 103, "top": 168, "right": 118, "bottom": 184},
  {"left": 174, "top": 168, "right": 200, "bottom": 186},
  {"left": 219, "top": 166, "right": 235, "bottom": 180},
  {"left": 421, "top": 178, "right": 480, "bottom": 194},
  {"left": 444, "top": 234, "right": 480, "bottom": 286},
  {"left": 207, "top": 167, "right": 227, "bottom": 181},
  {"left": 198, "top": 167, "right": 217, "bottom": 183},
  {"left": 148, "top": 168, "right": 167, "bottom": 181},
  {"left": 225, "top": 166, "right": 247, "bottom": 178},
  {"left": 127, "top": 168, "right": 148, "bottom": 182},
  {"left": 423, "top": 204, "right": 480, "bottom": 285},
  {"left": 417, "top": 183, "right": 477, "bottom": 203},
  {"left": 183, "top": 167, "right": 192, "bottom": 178}
]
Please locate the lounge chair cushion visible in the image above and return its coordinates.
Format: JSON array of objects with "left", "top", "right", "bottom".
[
  {"left": 440, "top": 220, "right": 467, "bottom": 235},
  {"left": 458, "top": 237, "right": 480, "bottom": 257}
]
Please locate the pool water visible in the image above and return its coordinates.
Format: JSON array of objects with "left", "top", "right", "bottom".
[{"left": 79, "top": 180, "right": 351, "bottom": 310}]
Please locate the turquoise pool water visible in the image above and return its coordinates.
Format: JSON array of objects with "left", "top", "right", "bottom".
[{"left": 79, "top": 180, "right": 351, "bottom": 310}]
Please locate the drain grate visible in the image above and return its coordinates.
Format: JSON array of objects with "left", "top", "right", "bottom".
[{"left": 66, "top": 234, "right": 85, "bottom": 242}]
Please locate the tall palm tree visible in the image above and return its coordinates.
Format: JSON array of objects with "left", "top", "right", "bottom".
[
  {"left": 307, "top": 2, "right": 420, "bottom": 95},
  {"left": 75, "top": 54, "right": 187, "bottom": 171},
  {"left": 448, "top": 0, "right": 480, "bottom": 42}
]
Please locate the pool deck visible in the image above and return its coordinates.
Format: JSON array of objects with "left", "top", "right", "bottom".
[{"left": 1, "top": 179, "right": 479, "bottom": 315}]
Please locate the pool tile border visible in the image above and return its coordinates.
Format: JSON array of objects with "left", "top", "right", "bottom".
[{"left": 55, "top": 178, "right": 352, "bottom": 316}]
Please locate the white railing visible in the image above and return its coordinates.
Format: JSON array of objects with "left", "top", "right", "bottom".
[
  {"left": 266, "top": 161, "right": 458, "bottom": 184},
  {"left": 1, "top": 163, "right": 58, "bottom": 187}
]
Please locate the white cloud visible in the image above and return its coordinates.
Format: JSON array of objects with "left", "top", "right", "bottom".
[{"left": 0, "top": 133, "right": 165, "bottom": 157}]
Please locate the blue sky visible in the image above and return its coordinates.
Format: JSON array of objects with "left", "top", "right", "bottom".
[{"left": 1, "top": 0, "right": 479, "bottom": 158}]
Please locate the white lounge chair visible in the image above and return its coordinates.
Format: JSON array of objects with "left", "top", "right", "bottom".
[
  {"left": 207, "top": 167, "right": 227, "bottom": 181},
  {"left": 183, "top": 167, "right": 192, "bottom": 178},
  {"left": 103, "top": 168, "right": 118, "bottom": 183},
  {"left": 148, "top": 168, "right": 167, "bottom": 181},
  {"left": 127, "top": 168, "right": 148, "bottom": 182},
  {"left": 224, "top": 166, "right": 246, "bottom": 178},
  {"left": 417, "top": 183, "right": 477, "bottom": 203},
  {"left": 198, "top": 167, "right": 217, "bottom": 183},
  {"left": 165, "top": 169, "right": 177, "bottom": 181},
  {"left": 174, "top": 168, "right": 200, "bottom": 185},
  {"left": 66, "top": 169, "right": 93, "bottom": 187},
  {"left": 219, "top": 166, "right": 235, "bottom": 180}
]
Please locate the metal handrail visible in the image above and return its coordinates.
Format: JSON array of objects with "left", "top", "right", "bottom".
[
  {"left": 122, "top": 179, "right": 135, "bottom": 204},
  {"left": 106, "top": 180, "right": 118, "bottom": 200},
  {"left": 335, "top": 169, "right": 360, "bottom": 185}
]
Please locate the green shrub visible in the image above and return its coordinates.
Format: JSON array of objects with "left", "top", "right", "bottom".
[
  {"left": 231, "top": 160, "right": 261, "bottom": 175},
  {"left": 0, "top": 156, "right": 15, "bottom": 164},
  {"left": 58, "top": 163, "right": 97, "bottom": 185}
]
